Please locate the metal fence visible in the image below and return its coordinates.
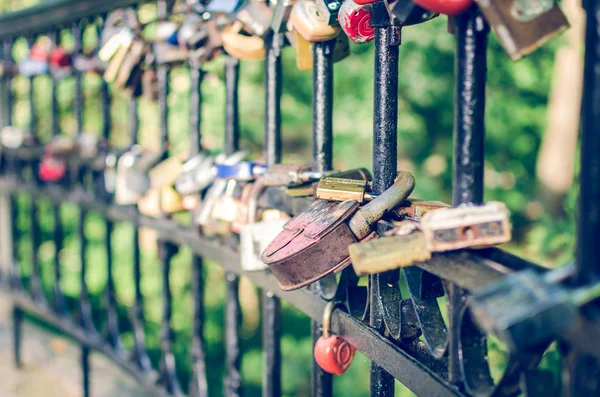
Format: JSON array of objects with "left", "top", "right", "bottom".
[{"left": 0, "top": 0, "right": 598, "bottom": 396}]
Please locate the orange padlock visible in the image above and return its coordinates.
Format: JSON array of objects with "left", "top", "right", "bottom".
[{"left": 314, "top": 302, "right": 356, "bottom": 375}]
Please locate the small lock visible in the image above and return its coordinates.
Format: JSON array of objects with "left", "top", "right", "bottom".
[
  {"left": 175, "top": 153, "right": 216, "bottom": 196},
  {"left": 315, "top": 0, "right": 343, "bottom": 25},
  {"left": 104, "top": 40, "right": 132, "bottom": 83},
  {"left": 18, "top": 59, "right": 48, "bottom": 77},
  {"left": 237, "top": 0, "right": 274, "bottom": 38},
  {"left": 290, "top": 0, "right": 340, "bottom": 42},
  {"left": 49, "top": 47, "right": 72, "bottom": 69},
  {"left": 222, "top": 22, "right": 266, "bottom": 61},
  {"left": 316, "top": 176, "right": 375, "bottom": 203},
  {"left": 116, "top": 39, "right": 145, "bottom": 90},
  {"left": 338, "top": 0, "right": 375, "bottom": 44},
  {"left": 148, "top": 153, "right": 185, "bottom": 190},
  {"left": 39, "top": 151, "right": 67, "bottom": 182},
  {"left": 161, "top": 186, "right": 184, "bottom": 214},
  {"left": 420, "top": 201, "right": 512, "bottom": 252},
  {"left": 314, "top": 302, "right": 356, "bottom": 375},
  {"left": 475, "top": 0, "right": 568, "bottom": 61}
]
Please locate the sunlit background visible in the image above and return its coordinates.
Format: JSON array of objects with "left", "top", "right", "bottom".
[{"left": 0, "top": 0, "right": 583, "bottom": 395}]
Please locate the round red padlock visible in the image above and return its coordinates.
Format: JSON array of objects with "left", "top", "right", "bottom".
[
  {"left": 413, "top": 0, "right": 473, "bottom": 16},
  {"left": 30, "top": 43, "right": 51, "bottom": 61},
  {"left": 39, "top": 153, "right": 66, "bottom": 182},
  {"left": 49, "top": 47, "right": 72, "bottom": 68},
  {"left": 313, "top": 302, "right": 356, "bottom": 375},
  {"left": 339, "top": 0, "right": 375, "bottom": 44}
]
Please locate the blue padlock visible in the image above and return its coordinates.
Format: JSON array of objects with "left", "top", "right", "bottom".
[
  {"left": 205, "top": 0, "right": 246, "bottom": 15},
  {"left": 18, "top": 58, "right": 49, "bottom": 77},
  {"left": 215, "top": 161, "right": 266, "bottom": 180}
]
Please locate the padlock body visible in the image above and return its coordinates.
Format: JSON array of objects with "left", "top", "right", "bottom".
[
  {"left": 314, "top": 335, "right": 356, "bottom": 375},
  {"left": 261, "top": 200, "right": 361, "bottom": 290},
  {"left": 338, "top": 0, "right": 375, "bottom": 44}
]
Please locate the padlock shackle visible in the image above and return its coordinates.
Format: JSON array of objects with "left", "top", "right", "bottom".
[
  {"left": 322, "top": 301, "right": 344, "bottom": 339},
  {"left": 348, "top": 171, "right": 415, "bottom": 239}
]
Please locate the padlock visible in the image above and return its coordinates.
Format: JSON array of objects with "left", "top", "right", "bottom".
[
  {"left": 314, "top": 301, "right": 356, "bottom": 375},
  {"left": 156, "top": 21, "right": 180, "bottom": 43},
  {"left": 315, "top": 0, "right": 343, "bottom": 25},
  {"left": 291, "top": 30, "right": 314, "bottom": 71},
  {"left": 350, "top": 223, "right": 432, "bottom": 276},
  {"left": 420, "top": 201, "right": 511, "bottom": 252},
  {"left": 386, "top": 0, "right": 438, "bottom": 26},
  {"left": 338, "top": 0, "right": 375, "bottom": 44},
  {"left": 116, "top": 39, "right": 145, "bottom": 89},
  {"left": 49, "top": 47, "right": 72, "bottom": 69},
  {"left": 316, "top": 176, "right": 376, "bottom": 203},
  {"left": 188, "top": 19, "right": 224, "bottom": 67},
  {"left": 178, "top": 13, "right": 208, "bottom": 49},
  {"left": 138, "top": 188, "right": 162, "bottom": 217},
  {"left": 470, "top": 267, "right": 600, "bottom": 352},
  {"left": 153, "top": 41, "right": 189, "bottom": 65},
  {"left": 39, "top": 149, "right": 66, "bottom": 182},
  {"left": 148, "top": 153, "right": 185, "bottom": 191},
  {"left": 290, "top": 0, "right": 340, "bottom": 42},
  {"left": 30, "top": 40, "right": 52, "bottom": 61},
  {"left": 99, "top": 29, "right": 135, "bottom": 63},
  {"left": 270, "top": 0, "right": 298, "bottom": 32},
  {"left": 221, "top": 22, "right": 266, "bottom": 61},
  {"left": 206, "top": 0, "right": 246, "bottom": 15},
  {"left": 413, "top": 0, "right": 472, "bottom": 16},
  {"left": 350, "top": 201, "right": 512, "bottom": 275},
  {"left": 241, "top": 210, "right": 290, "bottom": 271},
  {"left": 475, "top": 0, "right": 568, "bottom": 61},
  {"left": 104, "top": 152, "right": 118, "bottom": 195},
  {"left": 104, "top": 40, "right": 133, "bottom": 83},
  {"left": 237, "top": 0, "right": 274, "bottom": 38},
  {"left": 161, "top": 185, "right": 184, "bottom": 214},
  {"left": 262, "top": 171, "right": 415, "bottom": 290},
  {"left": 77, "top": 133, "right": 101, "bottom": 160},
  {"left": 73, "top": 54, "right": 107, "bottom": 75},
  {"left": 18, "top": 58, "right": 48, "bottom": 77},
  {"left": 115, "top": 146, "right": 163, "bottom": 205},
  {"left": 391, "top": 199, "right": 450, "bottom": 221},
  {"left": 200, "top": 179, "right": 243, "bottom": 236},
  {"left": 175, "top": 153, "right": 216, "bottom": 196}
]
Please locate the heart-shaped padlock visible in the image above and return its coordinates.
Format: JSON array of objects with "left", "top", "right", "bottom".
[{"left": 314, "top": 302, "right": 356, "bottom": 375}]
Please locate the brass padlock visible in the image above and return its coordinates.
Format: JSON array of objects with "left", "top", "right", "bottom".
[
  {"left": 421, "top": 201, "right": 512, "bottom": 251},
  {"left": 475, "top": 0, "right": 569, "bottom": 61},
  {"left": 316, "top": 176, "right": 376, "bottom": 203},
  {"left": 222, "top": 22, "right": 266, "bottom": 61},
  {"left": 261, "top": 171, "right": 415, "bottom": 290},
  {"left": 350, "top": 201, "right": 512, "bottom": 275},
  {"left": 237, "top": 0, "right": 274, "bottom": 38},
  {"left": 290, "top": 0, "right": 340, "bottom": 42}
]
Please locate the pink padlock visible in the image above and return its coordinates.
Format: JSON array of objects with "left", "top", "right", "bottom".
[
  {"left": 338, "top": 0, "right": 376, "bottom": 44},
  {"left": 39, "top": 149, "right": 66, "bottom": 182}
]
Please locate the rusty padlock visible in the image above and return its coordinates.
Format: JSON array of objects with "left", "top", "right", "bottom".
[
  {"left": 261, "top": 171, "right": 415, "bottom": 290},
  {"left": 314, "top": 301, "right": 356, "bottom": 375}
]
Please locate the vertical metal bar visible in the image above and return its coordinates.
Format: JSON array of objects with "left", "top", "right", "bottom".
[
  {"left": 578, "top": 0, "right": 600, "bottom": 284},
  {"left": 2, "top": 39, "right": 20, "bottom": 291},
  {"left": 448, "top": 7, "right": 492, "bottom": 393},
  {"left": 50, "top": 29, "right": 67, "bottom": 317},
  {"left": 369, "top": 23, "right": 401, "bottom": 397},
  {"left": 223, "top": 56, "right": 242, "bottom": 397},
  {"left": 129, "top": 97, "right": 151, "bottom": 372},
  {"left": 189, "top": 61, "right": 208, "bottom": 397},
  {"left": 262, "top": 33, "right": 284, "bottom": 397},
  {"left": 27, "top": 36, "right": 43, "bottom": 303},
  {"left": 157, "top": 3, "right": 180, "bottom": 391},
  {"left": 310, "top": 39, "right": 335, "bottom": 397}
]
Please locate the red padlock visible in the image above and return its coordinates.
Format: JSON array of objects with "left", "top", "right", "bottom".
[
  {"left": 314, "top": 302, "right": 356, "bottom": 375},
  {"left": 413, "top": 0, "right": 473, "bottom": 16},
  {"left": 354, "top": 0, "right": 377, "bottom": 3},
  {"left": 39, "top": 149, "right": 66, "bottom": 182},
  {"left": 30, "top": 40, "right": 52, "bottom": 61},
  {"left": 49, "top": 47, "right": 72, "bottom": 68},
  {"left": 338, "top": 0, "right": 375, "bottom": 44}
]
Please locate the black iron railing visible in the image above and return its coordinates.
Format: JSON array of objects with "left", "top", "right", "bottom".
[{"left": 0, "top": 1, "right": 598, "bottom": 397}]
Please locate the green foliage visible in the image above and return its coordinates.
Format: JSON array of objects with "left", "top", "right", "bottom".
[{"left": 4, "top": 2, "right": 577, "bottom": 395}]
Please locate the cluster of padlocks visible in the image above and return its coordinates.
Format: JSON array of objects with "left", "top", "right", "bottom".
[{"left": 1, "top": 0, "right": 588, "bottom": 379}]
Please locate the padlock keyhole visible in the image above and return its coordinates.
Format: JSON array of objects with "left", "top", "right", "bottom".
[{"left": 460, "top": 225, "right": 475, "bottom": 241}]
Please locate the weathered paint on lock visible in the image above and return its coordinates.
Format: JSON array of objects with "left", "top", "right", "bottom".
[{"left": 338, "top": 0, "right": 375, "bottom": 44}]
